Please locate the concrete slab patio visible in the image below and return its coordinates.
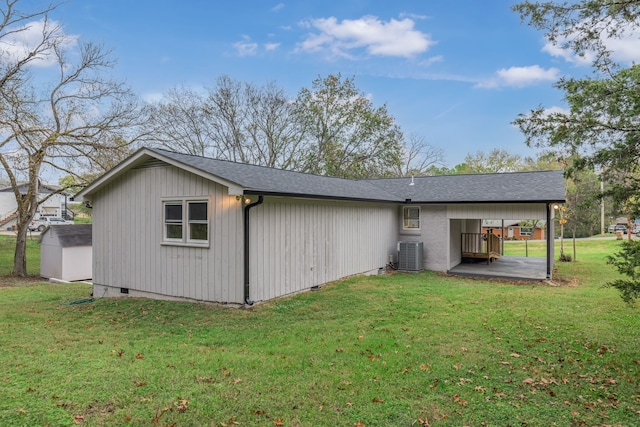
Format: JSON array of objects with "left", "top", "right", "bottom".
[{"left": 447, "top": 256, "right": 547, "bottom": 281}]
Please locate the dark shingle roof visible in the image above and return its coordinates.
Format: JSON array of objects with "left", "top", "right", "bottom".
[
  {"left": 364, "top": 170, "right": 566, "bottom": 203},
  {"left": 150, "top": 148, "right": 402, "bottom": 202},
  {"left": 40, "top": 224, "right": 92, "bottom": 247},
  {"left": 80, "top": 147, "right": 564, "bottom": 204}
]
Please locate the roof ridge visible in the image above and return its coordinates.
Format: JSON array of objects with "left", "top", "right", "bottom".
[{"left": 151, "top": 147, "right": 370, "bottom": 183}]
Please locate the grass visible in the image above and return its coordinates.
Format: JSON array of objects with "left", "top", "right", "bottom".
[
  {"left": 0, "top": 234, "right": 40, "bottom": 276},
  {"left": 1, "top": 239, "right": 639, "bottom": 426}
]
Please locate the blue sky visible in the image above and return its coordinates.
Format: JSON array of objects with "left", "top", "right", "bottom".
[{"left": 36, "top": 0, "right": 637, "bottom": 167}]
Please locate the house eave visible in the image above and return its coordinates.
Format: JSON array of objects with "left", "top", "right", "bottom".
[
  {"left": 242, "top": 189, "right": 403, "bottom": 204},
  {"left": 242, "top": 190, "right": 565, "bottom": 206}
]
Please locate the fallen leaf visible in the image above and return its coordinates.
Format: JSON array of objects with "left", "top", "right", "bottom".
[
  {"left": 510, "top": 353, "right": 520, "bottom": 358},
  {"left": 420, "top": 363, "right": 430, "bottom": 371},
  {"left": 354, "top": 422, "right": 365, "bottom": 427},
  {"left": 372, "top": 397, "right": 384, "bottom": 403},
  {"left": 136, "top": 353, "right": 143, "bottom": 359},
  {"left": 274, "top": 419, "right": 284, "bottom": 426},
  {"left": 523, "top": 378, "right": 535, "bottom": 384}
]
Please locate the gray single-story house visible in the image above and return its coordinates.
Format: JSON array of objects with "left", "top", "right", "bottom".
[{"left": 75, "top": 147, "right": 565, "bottom": 306}]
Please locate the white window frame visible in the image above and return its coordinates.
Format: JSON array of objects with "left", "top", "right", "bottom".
[
  {"left": 403, "top": 206, "right": 421, "bottom": 230},
  {"left": 162, "top": 197, "right": 210, "bottom": 247},
  {"left": 519, "top": 227, "right": 533, "bottom": 237}
]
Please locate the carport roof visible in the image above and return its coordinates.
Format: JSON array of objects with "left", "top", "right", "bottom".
[{"left": 364, "top": 170, "right": 566, "bottom": 203}]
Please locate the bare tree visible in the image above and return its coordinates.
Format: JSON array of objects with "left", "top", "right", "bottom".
[
  {"left": 397, "top": 133, "right": 445, "bottom": 176},
  {"left": 143, "top": 87, "right": 211, "bottom": 157},
  {"left": 0, "top": 1, "right": 60, "bottom": 93},
  {"left": 0, "top": 4, "right": 141, "bottom": 276},
  {"left": 145, "top": 76, "right": 306, "bottom": 169}
]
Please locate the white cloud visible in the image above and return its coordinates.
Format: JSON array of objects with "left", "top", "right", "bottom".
[
  {"left": 272, "top": 3, "right": 285, "bottom": 12},
  {"left": 542, "top": 105, "right": 570, "bottom": 116},
  {"left": 233, "top": 36, "right": 259, "bottom": 56},
  {"left": 296, "top": 15, "right": 434, "bottom": 59},
  {"left": 142, "top": 92, "right": 164, "bottom": 103},
  {"left": 477, "top": 65, "right": 560, "bottom": 89},
  {"left": 542, "top": 19, "right": 640, "bottom": 66},
  {"left": 418, "top": 55, "right": 443, "bottom": 67},
  {"left": 0, "top": 19, "right": 78, "bottom": 68},
  {"left": 264, "top": 42, "right": 280, "bottom": 51}
]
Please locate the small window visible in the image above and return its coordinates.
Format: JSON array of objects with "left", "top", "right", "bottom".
[
  {"left": 187, "top": 201, "right": 208, "bottom": 241},
  {"left": 163, "top": 199, "right": 209, "bottom": 246},
  {"left": 403, "top": 206, "right": 420, "bottom": 230},
  {"left": 164, "top": 203, "right": 183, "bottom": 240}
]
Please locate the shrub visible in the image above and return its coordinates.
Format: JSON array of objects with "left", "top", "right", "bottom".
[{"left": 606, "top": 240, "right": 640, "bottom": 305}]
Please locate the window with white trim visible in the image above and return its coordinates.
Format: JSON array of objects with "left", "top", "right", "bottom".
[
  {"left": 403, "top": 206, "right": 420, "bottom": 230},
  {"left": 163, "top": 199, "right": 209, "bottom": 245}
]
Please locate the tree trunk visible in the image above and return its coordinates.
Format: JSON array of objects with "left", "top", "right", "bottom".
[{"left": 12, "top": 220, "right": 30, "bottom": 276}]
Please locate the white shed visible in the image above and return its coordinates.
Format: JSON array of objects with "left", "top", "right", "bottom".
[{"left": 40, "top": 224, "right": 92, "bottom": 281}]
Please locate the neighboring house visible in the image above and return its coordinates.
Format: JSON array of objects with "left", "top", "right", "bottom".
[
  {"left": 40, "top": 224, "right": 93, "bottom": 281},
  {"left": 75, "top": 148, "right": 565, "bottom": 306},
  {"left": 0, "top": 182, "right": 72, "bottom": 229},
  {"left": 482, "top": 220, "right": 546, "bottom": 240}
]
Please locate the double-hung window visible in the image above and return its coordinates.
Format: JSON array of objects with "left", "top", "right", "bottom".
[
  {"left": 163, "top": 198, "right": 209, "bottom": 246},
  {"left": 403, "top": 206, "right": 420, "bottom": 230}
]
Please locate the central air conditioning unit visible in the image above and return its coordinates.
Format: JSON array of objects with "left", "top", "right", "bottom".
[{"left": 398, "top": 241, "right": 423, "bottom": 271}]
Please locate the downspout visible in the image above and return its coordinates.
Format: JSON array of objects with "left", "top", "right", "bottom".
[
  {"left": 546, "top": 203, "right": 552, "bottom": 279},
  {"left": 243, "top": 195, "right": 263, "bottom": 306}
]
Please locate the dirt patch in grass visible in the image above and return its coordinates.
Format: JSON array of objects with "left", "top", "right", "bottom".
[{"left": 0, "top": 275, "right": 45, "bottom": 287}]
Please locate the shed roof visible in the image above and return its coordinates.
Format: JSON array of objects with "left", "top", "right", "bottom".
[
  {"left": 75, "top": 147, "right": 566, "bottom": 204},
  {"left": 39, "top": 224, "right": 92, "bottom": 247}
]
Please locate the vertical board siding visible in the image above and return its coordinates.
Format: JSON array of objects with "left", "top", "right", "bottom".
[
  {"left": 249, "top": 198, "right": 397, "bottom": 302},
  {"left": 92, "top": 165, "right": 244, "bottom": 304}
]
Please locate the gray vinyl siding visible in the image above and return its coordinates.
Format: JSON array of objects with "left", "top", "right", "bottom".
[
  {"left": 92, "top": 165, "right": 244, "bottom": 303},
  {"left": 248, "top": 197, "right": 397, "bottom": 302}
]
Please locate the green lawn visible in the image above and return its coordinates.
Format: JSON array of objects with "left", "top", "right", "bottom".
[
  {"left": 1, "top": 239, "right": 639, "bottom": 426},
  {"left": 0, "top": 234, "right": 40, "bottom": 276}
]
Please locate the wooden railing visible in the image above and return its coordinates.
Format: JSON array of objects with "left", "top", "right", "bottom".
[{"left": 461, "top": 233, "right": 502, "bottom": 264}]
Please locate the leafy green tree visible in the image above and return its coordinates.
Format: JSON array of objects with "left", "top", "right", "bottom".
[
  {"left": 513, "top": 0, "right": 640, "bottom": 302},
  {"left": 293, "top": 73, "right": 404, "bottom": 179},
  {"left": 513, "top": 0, "right": 640, "bottom": 215},
  {"left": 460, "top": 148, "right": 523, "bottom": 173}
]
